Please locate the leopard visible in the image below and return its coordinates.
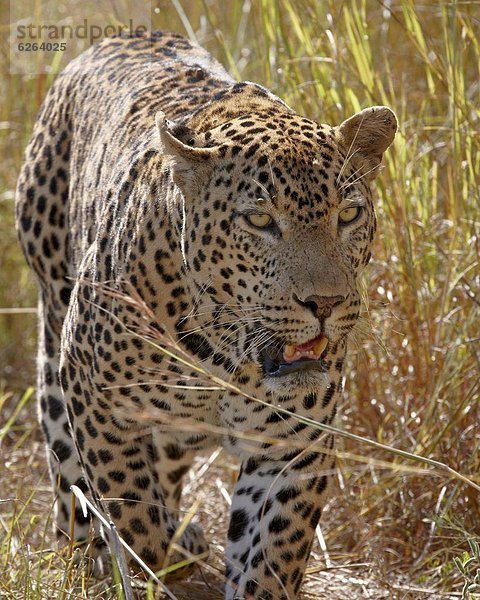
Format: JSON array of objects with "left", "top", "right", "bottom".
[{"left": 16, "top": 30, "right": 396, "bottom": 600}]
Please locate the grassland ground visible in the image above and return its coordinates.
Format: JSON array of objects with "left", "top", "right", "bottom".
[{"left": 1, "top": 405, "right": 463, "bottom": 599}]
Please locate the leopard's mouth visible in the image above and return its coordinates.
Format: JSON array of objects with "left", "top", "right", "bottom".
[{"left": 261, "top": 333, "right": 329, "bottom": 378}]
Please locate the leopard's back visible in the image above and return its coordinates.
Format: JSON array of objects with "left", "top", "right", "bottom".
[{"left": 16, "top": 31, "right": 234, "bottom": 284}]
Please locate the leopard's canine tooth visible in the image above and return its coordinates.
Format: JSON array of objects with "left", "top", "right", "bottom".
[{"left": 313, "top": 336, "right": 328, "bottom": 357}]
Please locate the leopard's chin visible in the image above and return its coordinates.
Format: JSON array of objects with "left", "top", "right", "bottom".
[{"left": 261, "top": 365, "right": 329, "bottom": 395}]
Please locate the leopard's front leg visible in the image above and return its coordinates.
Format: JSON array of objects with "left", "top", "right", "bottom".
[{"left": 225, "top": 440, "right": 334, "bottom": 600}]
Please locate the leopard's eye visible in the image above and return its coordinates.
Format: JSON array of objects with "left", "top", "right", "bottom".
[
  {"left": 245, "top": 212, "right": 274, "bottom": 229},
  {"left": 338, "top": 206, "right": 362, "bottom": 224}
]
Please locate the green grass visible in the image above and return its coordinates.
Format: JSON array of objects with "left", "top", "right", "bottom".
[{"left": 1, "top": 0, "right": 479, "bottom": 598}]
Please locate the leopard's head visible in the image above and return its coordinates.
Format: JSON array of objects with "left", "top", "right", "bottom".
[{"left": 157, "top": 92, "right": 396, "bottom": 389}]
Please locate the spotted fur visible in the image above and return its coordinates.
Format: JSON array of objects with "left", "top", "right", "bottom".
[{"left": 16, "top": 31, "right": 396, "bottom": 599}]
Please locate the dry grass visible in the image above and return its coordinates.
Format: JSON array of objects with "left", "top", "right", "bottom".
[{"left": 1, "top": 0, "right": 479, "bottom": 598}]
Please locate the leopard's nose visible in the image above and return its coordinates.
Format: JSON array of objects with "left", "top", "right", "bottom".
[{"left": 294, "top": 293, "right": 345, "bottom": 319}]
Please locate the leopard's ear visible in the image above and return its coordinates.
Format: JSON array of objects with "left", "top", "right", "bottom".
[
  {"left": 155, "top": 111, "right": 216, "bottom": 189},
  {"left": 336, "top": 106, "right": 397, "bottom": 180}
]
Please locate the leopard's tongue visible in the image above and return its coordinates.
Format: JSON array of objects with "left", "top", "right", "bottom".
[{"left": 283, "top": 335, "right": 328, "bottom": 364}]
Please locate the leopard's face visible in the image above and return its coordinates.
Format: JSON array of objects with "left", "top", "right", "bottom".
[{"left": 158, "top": 105, "right": 396, "bottom": 388}]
